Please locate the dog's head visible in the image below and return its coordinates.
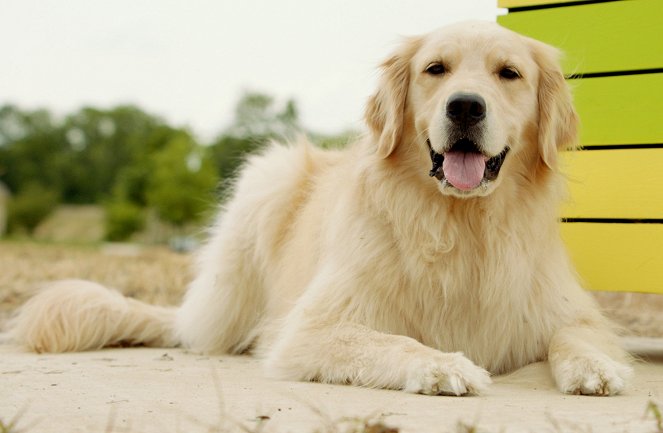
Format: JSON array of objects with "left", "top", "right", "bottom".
[{"left": 365, "top": 21, "right": 578, "bottom": 198}]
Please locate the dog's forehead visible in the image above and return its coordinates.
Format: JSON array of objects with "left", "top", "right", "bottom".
[{"left": 416, "top": 21, "right": 530, "bottom": 62}]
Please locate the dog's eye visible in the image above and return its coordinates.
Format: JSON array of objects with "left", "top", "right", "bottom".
[
  {"left": 425, "top": 63, "right": 446, "bottom": 76},
  {"left": 499, "top": 67, "right": 521, "bottom": 80}
]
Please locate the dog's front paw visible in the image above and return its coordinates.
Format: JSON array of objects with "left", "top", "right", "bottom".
[
  {"left": 553, "top": 354, "right": 632, "bottom": 396},
  {"left": 404, "top": 352, "right": 491, "bottom": 396}
]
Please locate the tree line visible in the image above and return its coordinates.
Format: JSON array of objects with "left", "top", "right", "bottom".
[{"left": 0, "top": 93, "right": 355, "bottom": 240}]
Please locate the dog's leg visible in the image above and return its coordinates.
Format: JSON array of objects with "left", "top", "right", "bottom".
[
  {"left": 263, "top": 305, "right": 491, "bottom": 396},
  {"left": 548, "top": 323, "right": 632, "bottom": 396},
  {"left": 175, "top": 214, "right": 264, "bottom": 355}
]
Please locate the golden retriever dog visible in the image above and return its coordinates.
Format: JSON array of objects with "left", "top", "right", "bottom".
[{"left": 11, "top": 21, "right": 632, "bottom": 396}]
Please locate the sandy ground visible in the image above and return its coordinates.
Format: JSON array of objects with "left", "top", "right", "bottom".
[{"left": 1, "top": 342, "right": 662, "bottom": 433}]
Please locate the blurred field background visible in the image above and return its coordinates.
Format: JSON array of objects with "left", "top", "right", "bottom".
[{"left": 0, "top": 95, "right": 355, "bottom": 243}]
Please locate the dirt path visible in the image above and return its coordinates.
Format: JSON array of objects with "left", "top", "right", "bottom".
[{"left": 1, "top": 343, "right": 662, "bottom": 433}]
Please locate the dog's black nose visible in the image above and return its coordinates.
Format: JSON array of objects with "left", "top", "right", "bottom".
[{"left": 446, "top": 93, "right": 486, "bottom": 126}]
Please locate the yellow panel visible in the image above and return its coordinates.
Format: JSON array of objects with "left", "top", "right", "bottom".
[
  {"left": 561, "top": 149, "right": 663, "bottom": 219},
  {"left": 572, "top": 74, "right": 663, "bottom": 146},
  {"left": 561, "top": 223, "right": 663, "bottom": 294},
  {"left": 498, "top": 0, "right": 663, "bottom": 75},
  {"left": 498, "top": 0, "right": 577, "bottom": 7}
]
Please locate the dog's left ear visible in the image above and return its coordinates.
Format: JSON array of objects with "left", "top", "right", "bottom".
[
  {"left": 529, "top": 38, "right": 579, "bottom": 169},
  {"left": 365, "top": 37, "right": 422, "bottom": 159}
]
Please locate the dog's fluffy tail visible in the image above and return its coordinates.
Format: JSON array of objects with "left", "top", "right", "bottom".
[{"left": 9, "top": 279, "right": 178, "bottom": 353}]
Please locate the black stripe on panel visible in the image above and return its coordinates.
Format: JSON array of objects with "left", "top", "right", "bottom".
[
  {"left": 566, "top": 69, "right": 663, "bottom": 80},
  {"left": 562, "top": 218, "right": 663, "bottom": 224},
  {"left": 578, "top": 144, "right": 663, "bottom": 151},
  {"left": 508, "top": 0, "right": 622, "bottom": 13}
]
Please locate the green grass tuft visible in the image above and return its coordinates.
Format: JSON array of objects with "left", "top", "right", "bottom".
[{"left": 646, "top": 400, "right": 663, "bottom": 433}]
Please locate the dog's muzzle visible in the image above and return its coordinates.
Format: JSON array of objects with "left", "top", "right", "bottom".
[{"left": 428, "top": 139, "right": 509, "bottom": 191}]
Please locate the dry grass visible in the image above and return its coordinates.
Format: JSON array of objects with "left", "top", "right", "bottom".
[
  {"left": 593, "top": 291, "right": 663, "bottom": 338},
  {"left": 0, "top": 241, "right": 191, "bottom": 327}
]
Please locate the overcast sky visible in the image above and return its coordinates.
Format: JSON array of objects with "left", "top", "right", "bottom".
[{"left": 1, "top": 1, "right": 502, "bottom": 140}]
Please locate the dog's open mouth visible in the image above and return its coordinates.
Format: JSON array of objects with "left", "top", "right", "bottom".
[{"left": 428, "top": 139, "right": 509, "bottom": 191}]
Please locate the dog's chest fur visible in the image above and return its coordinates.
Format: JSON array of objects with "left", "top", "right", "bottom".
[{"left": 385, "top": 200, "right": 559, "bottom": 373}]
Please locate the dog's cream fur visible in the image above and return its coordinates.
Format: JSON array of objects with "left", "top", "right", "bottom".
[{"left": 10, "top": 22, "right": 632, "bottom": 396}]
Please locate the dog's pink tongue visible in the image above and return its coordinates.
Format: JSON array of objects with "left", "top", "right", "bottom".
[{"left": 442, "top": 151, "right": 485, "bottom": 191}]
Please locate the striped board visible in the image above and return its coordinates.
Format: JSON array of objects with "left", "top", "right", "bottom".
[
  {"left": 499, "top": 0, "right": 663, "bottom": 75},
  {"left": 572, "top": 74, "right": 663, "bottom": 146},
  {"left": 499, "top": 0, "right": 663, "bottom": 294}
]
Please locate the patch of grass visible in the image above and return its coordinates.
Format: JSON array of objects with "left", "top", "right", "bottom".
[
  {"left": 0, "top": 406, "right": 33, "bottom": 433},
  {"left": 455, "top": 421, "right": 480, "bottom": 433},
  {"left": 0, "top": 241, "right": 191, "bottom": 327},
  {"left": 0, "top": 419, "right": 15, "bottom": 433},
  {"left": 646, "top": 400, "right": 663, "bottom": 433}
]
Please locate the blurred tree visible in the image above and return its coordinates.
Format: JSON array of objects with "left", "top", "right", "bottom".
[
  {"left": 208, "top": 135, "right": 258, "bottom": 184},
  {"left": 209, "top": 91, "right": 302, "bottom": 184},
  {"left": 59, "top": 105, "right": 168, "bottom": 203},
  {"left": 111, "top": 124, "right": 186, "bottom": 207},
  {"left": 104, "top": 199, "right": 145, "bottom": 241},
  {"left": 145, "top": 131, "right": 219, "bottom": 227},
  {"left": 7, "top": 182, "right": 59, "bottom": 234},
  {"left": 0, "top": 96, "right": 357, "bottom": 240},
  {"left": 0, "top": 105, "right": 68, "bottom": 197},
  {"left": 226, "top": 92, "right": 300, "bottom": 139},
  {"left": 106, "top": 124, "right": 213, "bottom": 240},
  {"left": 0, "top": 104, "right": 172, "bottom": 204}
]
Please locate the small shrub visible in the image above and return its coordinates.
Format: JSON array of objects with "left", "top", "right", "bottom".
[
  {"left": 7, "top": 183, "right": 59, "bottom": 234},
  {"left": 646, "top": 400, "right": 663, "bottom": 432},
  {"left": 104, "top": 200, "right": 145, "bottom": 241}
]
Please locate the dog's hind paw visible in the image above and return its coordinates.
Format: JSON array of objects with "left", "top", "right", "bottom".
[
  {"left": 404, "top": 352, "right": 492, "bottom": 396},
  {"left": 553, "top": 354, "right": 633, "bottom": 396}
]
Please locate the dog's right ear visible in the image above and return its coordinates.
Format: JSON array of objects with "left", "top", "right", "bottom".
[
  {"left": 365, "top": 37, "right": 422, "bottom": 159},
  {"left": 528, "top": 38, "right": 579, "bottom": 170}
]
